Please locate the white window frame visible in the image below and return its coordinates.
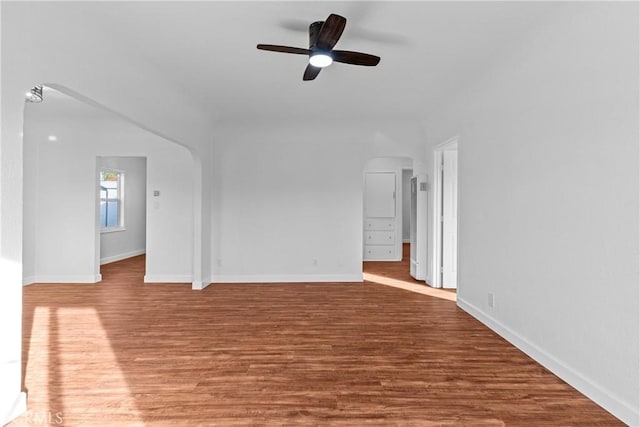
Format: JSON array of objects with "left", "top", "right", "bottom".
[{"left": 99, "top": 169, "right": 125, "bottom": 233}]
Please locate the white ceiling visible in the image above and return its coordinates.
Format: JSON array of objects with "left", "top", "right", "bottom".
[{"left": 52, "top": 2, "right": 556, "bottom": 123}]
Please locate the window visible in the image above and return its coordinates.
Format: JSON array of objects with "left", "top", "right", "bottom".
[{"left": 99, "top": 170, "right": 124, "bottom": 231}]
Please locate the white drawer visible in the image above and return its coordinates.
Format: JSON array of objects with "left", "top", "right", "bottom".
[
  {"left": 364, "top": 245, "right": 395, "bottom": 260},
  {"left": 364, "top": 231, "right": 395, "bottom": 245},
  {"left": 364, "top": 218, "right": 394, "bottom": 231}
]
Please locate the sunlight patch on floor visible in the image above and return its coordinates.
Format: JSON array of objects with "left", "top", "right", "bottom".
[
  {"left": 12, "top": 307, "right": 145, "bottom": 426},
  {"left": 28, "top": 307, "right": 50, "bottom": 405},
  {"left": 54, "top": 307, "right": 144, "bottom": 425},
  {"left": 363, "top": 272, "right": 457, "bottom": 302}
]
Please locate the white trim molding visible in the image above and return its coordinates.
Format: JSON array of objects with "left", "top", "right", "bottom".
[
  {"left": 144, "top": 275, "right": 192, "bottom": 284},
  {"left": 24, "top": 274, "right": 101, "bottom": 284},
  {"left": 432, "top": 135, "right": 459, "bottom": 289},
  {"left": 1, "top": 391, "right": 27, "bottom": 426},
  {"left": 457, "top": 297, "right": 639, "bottom": 426},
  {"left": 22, "top": 276, "right": 36, "bottom": 286},
  {"left": 212, "top": 274, "right": 364, "bottom": 284},
  {"left": 192, "top": 278, "right": 212, "bottom": 291},
  {"left": 100, "top": 249, "right": 145, "bottom": 265},
  {"left": 1, "top": 359, "right": 27, "bottom": 425}
]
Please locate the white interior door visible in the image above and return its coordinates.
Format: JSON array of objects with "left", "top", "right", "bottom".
[{"left": 441, "top": 150, "right": 458, "bottom": 288}]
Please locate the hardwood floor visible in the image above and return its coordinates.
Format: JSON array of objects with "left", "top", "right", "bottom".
[{"left": 13, "top": 247, "right": 621, "bottom": 426}]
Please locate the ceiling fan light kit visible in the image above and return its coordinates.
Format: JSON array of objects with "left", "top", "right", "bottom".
[
  {"left": 257, "top": 14, "right": 380, "bottom": 81},
  {"left": 309, "top": 53, "right": 332, "bottom": 68}
]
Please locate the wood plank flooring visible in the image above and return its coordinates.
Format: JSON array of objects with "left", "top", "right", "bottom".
[{"left": 13, "top": 246, "right": 622, "bottom": 426}]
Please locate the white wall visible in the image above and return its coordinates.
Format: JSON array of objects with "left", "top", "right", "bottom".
[
  {"left": 211, "top": 120, "right": 424, "bottom": 283},
  {"left": 22, "top": 94, "right": 194, "bottom": 285},
  {"left": 98, "top": 156, "right": 147, "bottom": 265},
  {"left": 212, "top": 123, "right": 365, "bottom": 282},
  {"left": 143, "top": 141, "right": 193, "bottom": 283},
  {"left": 424, "top": 3, "right": 639, "bottom": 424},
  {"left": 24, "top": 126, "right": 99, "bottom": 283}
]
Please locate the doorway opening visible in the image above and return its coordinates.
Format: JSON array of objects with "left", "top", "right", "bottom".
[
  {"left": 98, "top": 157, "right": 148, "bottom": 279},
  {"left": 362, "top": 157, "right": 422, "bottom": 286},
  {"left": 362, "top": 157, "right": 411, "bottom": 264},
  {"left": 433, "top": 137, "right": 459, "bottom": 289},
  {"left": 362, "top": 160, "right": 452, "bottom": 300},
  {"left": 22, "top": 85, "right": 194, "bottom": 287}
]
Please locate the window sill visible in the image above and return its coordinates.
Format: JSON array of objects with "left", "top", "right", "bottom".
[{"left": 100, "top": 227, "right": 126, "bottom": 234}]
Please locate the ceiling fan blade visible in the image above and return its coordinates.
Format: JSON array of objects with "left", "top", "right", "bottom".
[
  {"left": 316, "top": 14, "right": 346, "bottom": 50},
  {"left": 257, "top": 44, "right": 310, "bottom": 55},
  {"left": 332, "top": 50, "right": 380, "bottom": 66},
  {"left": 303, "top": 64, "right": 322, "bottom": 81}
]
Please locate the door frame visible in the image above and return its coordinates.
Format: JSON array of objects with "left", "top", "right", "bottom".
[
  {"left": 432, "top": 136, "right": 459, "bottom": 288},
  {"left": 96, "top": 157, "right": 148, "bottom": 275},
  {"left": 401, "top": 167, "right": 414, "bottom": 244}
]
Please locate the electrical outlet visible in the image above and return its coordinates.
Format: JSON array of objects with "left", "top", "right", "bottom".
[
  {"left": 312, "top": 258, "right": 318, "bottom": 266},
  {"left": 488, "top": 293, "right": 495, "bottom": 308},
  {"left": 217, "top": 259, "right": 223, "bottom": 267}
]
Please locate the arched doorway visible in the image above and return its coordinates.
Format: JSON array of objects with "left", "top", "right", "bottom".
[{"left": 22, "top": 86, "right": 195, "bottom": 286}]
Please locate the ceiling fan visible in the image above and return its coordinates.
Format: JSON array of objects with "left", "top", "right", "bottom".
[{"left": 257, "top": 13, "right": 381, "bottom": 81}]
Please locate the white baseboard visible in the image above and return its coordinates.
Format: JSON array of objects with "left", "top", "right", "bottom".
[
  {"left": 457, "top": 296, "right": 639, "bottom": 426},
  {"left": 144, "top": 274, "right": 192, "bottom": 283},
  {"left": 191, "top": 278, "right": 212, "bottom": 290},
  {"left": 211, "top": 273, "right": 363, "bottom": 284},
  {"left": 100, "top": 249, "right": 145, "bottom": 265},
  {"left": 24, "top": 274, "right": 101, "bottom": 284},
  {"left": 1, "top": 391, "right": 26, "bottom": 425},
  {"left": 1, "top": 359, "right": 27, "bottom": 424}
]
